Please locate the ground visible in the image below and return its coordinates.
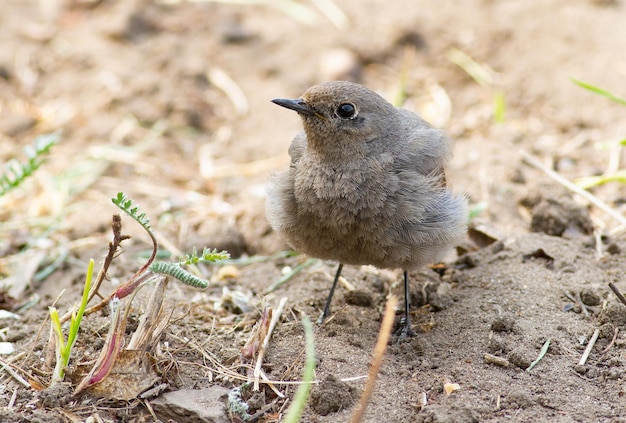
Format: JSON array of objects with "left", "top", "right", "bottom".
[{"left": 1, "top": 0, "right": 626, "bottom": 422}]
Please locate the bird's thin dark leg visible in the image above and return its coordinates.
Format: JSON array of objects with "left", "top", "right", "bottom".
[
  {"left": 317, "top": 263, "right": 344, "bottom": 324},
  {"left": 396, "top": 270, "right": 415, "bottom": 338}
]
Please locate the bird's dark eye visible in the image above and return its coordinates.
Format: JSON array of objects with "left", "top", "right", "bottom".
[{"left": 336, "top": 103, "right": 357, "bottom": 119}]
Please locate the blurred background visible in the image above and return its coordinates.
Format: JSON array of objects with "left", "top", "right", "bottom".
[{"left": 1, "top": 0, "right": 626, "bottom": 420}]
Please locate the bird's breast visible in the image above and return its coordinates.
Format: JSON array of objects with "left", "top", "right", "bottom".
[{"left": 293, "top": 153, "right": 399, "bottom": 228}]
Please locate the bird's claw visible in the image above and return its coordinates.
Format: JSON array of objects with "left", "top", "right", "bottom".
[{"left": 394, "top": 317, "right": 416, "bottom": 340}]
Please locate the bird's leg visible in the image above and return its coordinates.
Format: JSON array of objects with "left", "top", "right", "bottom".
[
  {"left": 317, "top": 263, "right": 344, "bottom": 324},
  {"left": 396, "top": 270, "right": 416, "bottom": 338}
]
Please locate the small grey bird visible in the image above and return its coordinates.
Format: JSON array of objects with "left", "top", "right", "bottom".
[{"left": 267, "top": 81, "right": 466, "bottom": 337}]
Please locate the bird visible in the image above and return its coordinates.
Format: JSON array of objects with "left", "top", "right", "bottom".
[{"left": 266, "top": 81, "right": 466, "bottom": 338}]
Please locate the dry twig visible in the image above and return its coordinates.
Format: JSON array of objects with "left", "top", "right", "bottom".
[
  {"left": 578, "top": 329, "right": 600, "bottom": 366},
  {"left": 253, "top": 297, "right": 288, "bottom": 391},
  {"left": 350, "top": 295, "right": 398, "bottom": 423},
  {"left": 609, "top": 283, "right": 626, "bottom": 306},
  {"left": 484, "top": 353, "right": 510, "bottom": 368},
  {"left": 0, "top": 359, "right": 31, "bottom": 388}
]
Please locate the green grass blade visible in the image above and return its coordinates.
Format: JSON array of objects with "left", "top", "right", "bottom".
[
  {"left": 572, "top": 79, "right": 626, "bottom": 106},
  {"left": 283, "top": 315, "right": 316, "bottom": 423},
  {"left": 264, "top": 258, "right": 318, "bottom": 293},
  {"left": 447, "top": 48, "right": 496, "bottom": 87},
  {"left": 493, "top": 90, "right": 506, "bottom": 123},
  {"left": 575, "top": 169, "right": 626, "bottom": 189},
  {"left": 66, "top": 259, "right": 93, "bottom": 352}
]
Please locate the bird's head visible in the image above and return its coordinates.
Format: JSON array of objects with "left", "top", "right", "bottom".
[{"left": 272, "top": 81, "right": 397, "bottom": 153}]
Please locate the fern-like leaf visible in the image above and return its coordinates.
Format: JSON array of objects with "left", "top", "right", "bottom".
[
  {"left": 179, "top": 247, "right": 230, "bottom": 266},
  {"left": 0, "top": 132, "right": 60, "bottom": 197},
  {"left": 149, "top": 261, "right": 208, "bottom": 288},
  {"left": 112, "top": 192, "right": 152, "bottom": 231}
]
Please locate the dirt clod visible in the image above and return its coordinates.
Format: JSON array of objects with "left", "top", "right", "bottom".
[
  {"left": 507, "top": 346, "right": 534, "bottom": 370},
  {"left": 598, "top": 323, "right": 616, "bottom": 339},
  {"left": 490, "top": 314, "right": 517, "bottom": 333},
  {"left": 598, "top": 303, "right": 626, "bottom": 327},
  {"left": 528, "top": 196, "right": 593, "bottom": 238},
  {"left": 416, "top": 405, "right": 480, "bottom": 423},
  {"left": 428, "top": 291, "right": 453, "bottom": 311},
  {"left": 580, "top": 288, "right": 601, "bottom": 306},
  {"left": 309, "top": 374, "right": 357, "bottom": 416},
  {"left": 344, "top": 289, "right": 374, "bottom": 307},
  {"left": 37, "top": 383, "right": 73, "bottom": 409}
]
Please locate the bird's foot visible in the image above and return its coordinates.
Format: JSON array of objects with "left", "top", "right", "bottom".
[
  {"left": 316, "top": 309, "right": 329, "bottom": 325},
  {"left": 393, "top": 316, "right": 416, "bottom": 340}
]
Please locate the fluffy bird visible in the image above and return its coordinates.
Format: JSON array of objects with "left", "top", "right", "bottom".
[{"left": 267, "top": 81, "right": 466, "bottom": 337}]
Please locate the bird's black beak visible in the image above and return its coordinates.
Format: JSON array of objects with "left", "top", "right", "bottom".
[{"left": 271, "top": 98, "right": 316, "bottom": 116}]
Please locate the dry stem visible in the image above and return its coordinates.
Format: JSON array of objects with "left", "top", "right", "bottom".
[{"left": 350, "top": 295, "right": 398, "bottom": 423}]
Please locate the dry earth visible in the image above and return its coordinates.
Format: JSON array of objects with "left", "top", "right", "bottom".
[{"left": 2, "top": 0, "right": 626, "bottom": 422}]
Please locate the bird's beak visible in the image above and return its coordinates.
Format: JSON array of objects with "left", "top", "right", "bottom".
[{"left": 271, "top": 98, "right": 317, "bottom": 117}]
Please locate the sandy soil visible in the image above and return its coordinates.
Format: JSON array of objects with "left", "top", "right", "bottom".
[{"left": 2, "top": 0, "right": 626, "bottom": 422}]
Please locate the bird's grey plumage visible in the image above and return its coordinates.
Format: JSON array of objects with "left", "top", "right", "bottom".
[{"left": 267, "top": 81, "right": 467, "bottom": 272}]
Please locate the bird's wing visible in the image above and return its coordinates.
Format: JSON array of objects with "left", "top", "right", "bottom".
[
  {"left": 396, "top": 109, "right": 452, "bottom": 186},
  {"left": 288, "top": 131, "right": 307, "bottom": 167}
]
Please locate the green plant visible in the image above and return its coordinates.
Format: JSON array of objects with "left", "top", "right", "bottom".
[
  {"left": 71, "top": 193, "right": 229, "bottom": 393},
  {"left": 572, "top": 79, "right": 626, "bottom": 106},
  {"left": 468, "top": 201, "right": 487, "bottom": 220},
  {"left": 45, "top": 192, "right": 229, "bottom": 392},
  {"left": 49, "top": 258, "right": 93, "bottom": 382},
  {"left": 148, "top": 247, "right": 230, "bottom": 288},
  {"left": 0, "top": 132, "right": 59, "bottom": 197},
  {"left": 447, "top": 48, "right": 506, "bottom": 123},
  {"left": 572, "top": 79, "right": 626, "bottom": 189},
  {"left": 282, "top": 315, "right": 316, "bottom": 423},
  {"left": 264, "top": 257, "right": 318, "bottom": 294},
  {"left": 112, "top": 192, "right": 229, "bottom": 291}
]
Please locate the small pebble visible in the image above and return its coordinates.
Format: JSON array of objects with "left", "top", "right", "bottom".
[
  {"left": 606, "top": 243, "right": 621, "bottom": 255},
  {"left": 580, "top": 288, "right": 601, "bottom": 306},
  {"left": 443, "top": 382, "right": 461, "bottom": 395}
]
